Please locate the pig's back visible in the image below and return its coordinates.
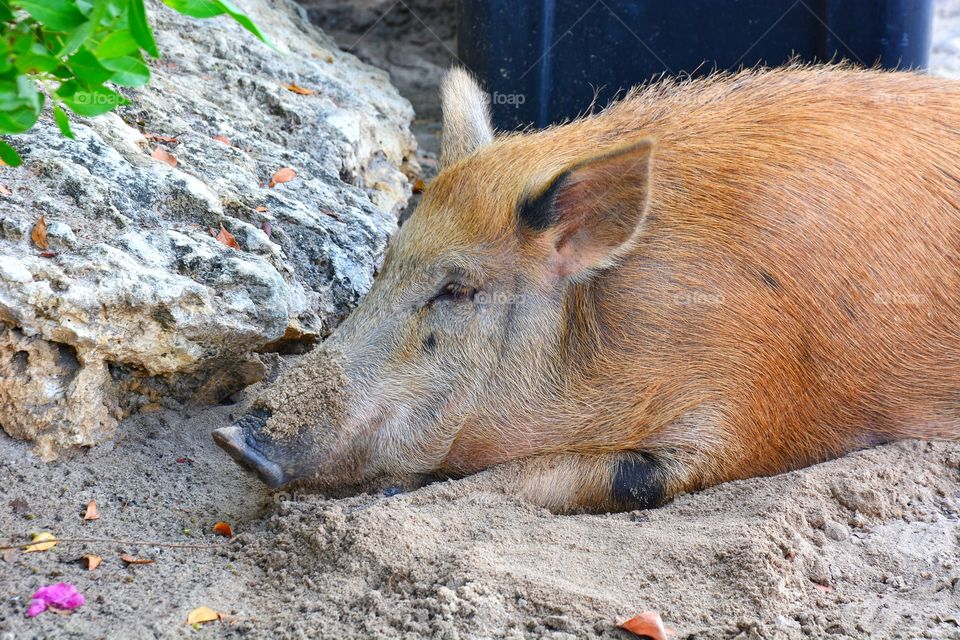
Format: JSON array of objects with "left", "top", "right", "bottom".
[{"left": 583, "top": 67, "right": 960, "bottom": 470}]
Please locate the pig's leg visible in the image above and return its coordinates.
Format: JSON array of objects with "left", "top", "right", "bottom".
[{"left": 424, "top": 452, "right": 671, "bottom": 513}]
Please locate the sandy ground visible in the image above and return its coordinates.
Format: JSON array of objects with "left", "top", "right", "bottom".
[{"left": 4, "top": 3, "right": 960, "bottom": 640}]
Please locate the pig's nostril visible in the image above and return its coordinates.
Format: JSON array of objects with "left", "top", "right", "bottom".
[{"left": 233, "top": 408, "right": 271, "bottom": 431}]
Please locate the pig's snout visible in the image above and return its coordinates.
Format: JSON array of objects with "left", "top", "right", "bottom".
[{"left": 213, "top": 410, "right": 291, "bottom": 489}]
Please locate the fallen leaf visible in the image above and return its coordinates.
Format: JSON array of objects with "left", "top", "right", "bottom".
[
  {"left": 261, "top": 221, "right": 272, "bottom": 237},
  {"left": 31, "top": 216, "right": 47, "bottom": 249},
  {"left": 0, "top": 185, "right": 10, "bottom": 195},
  {"left": 175, "top": 457, "right": 192, "bottom": 464},
  {"left": 254, "top": 206, "right": 268, "bottom": 212},
  {"left": 215, "top": 225, "right": 240, "bottom": 249},
  {"left": 208, "top": 226, "right": 218, "bottom": 237},
  {"left": 212, "top": 521, "right": 233, "bottom": 538},
  {"left": 145, "top": 132, "right": 178, "bottom": 143},
  {"left": 284, "top": 82, "right": 314, "bottom": 95},
  {"left": 26, "top": 583, "right": 84, "bottom": 618},
  {"left": 3, "top": 549, "right": 17, "bottom": 563},
  {"left": 269, "top": 167, "right": 296, "bottom": 188},
  {"left": 150, "top": 146, "right": 177, "bottom": 168},
  {"left": 24, "top": 532, "right": 57, "bottom": 553},
  {"left": 82, "top": 554, "right": 101, "bottom": 570},
  {"left": 213, "top": 135, "right": 231, "bottom": 146},
  {"left": 412, "top": 178, "right": 425, "bottom": 193},
  {"left": 186, "top": 606, "right": 220, "bottom": 625},
  {"left": 618, "top": 611, "right": 675, "bottom": 640},
  {"left": 120, "top": 554, "right": 154, "bottom": 565},
  {"left": 83, "top": 500, "right": 99, "bottom": 521},
  {"left": 39, "top": 250, "right": 58, "bottom": 258}
]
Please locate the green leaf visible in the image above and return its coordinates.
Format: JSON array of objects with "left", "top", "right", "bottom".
[
  {"left": 161, "top": 0, "right": 224, "bottom": 19},
  {"left": 53, "top": 104, "right": 75, "bottom": 138},
  {"left": 218, "top": 0, "right": 270, "bottom": 45},
  {"left": 162, "top": 0, "right": 271, "bottom": 46},
  {"left": 101, "top": 55, "right": 149, "bottom": 87},
  {"left": 67, "top": 47, "right": 113, "bottom": 86},
  {"left": 128, "top": 0, "right": 158, "bottom": 58},
  {"left": 0, "top": 5, "right": 14, "bottom": 21},
  {"left": 95, "top": 29, "right": 139, "bottom": 58},
  {"left": 58, "top": 83, "right": 127, "bottom": 116},
  {"left": 15, "top": 0, "right": 89, "bottom": 31},
  {"left": 16, "top": 75, "right": 40, "bottom": 113},
  {"left": 0, "top": 140, "right": 22, "bottom": 166},
  {"left": 0, "top": 106, "right": 41, "bottom": 134},
  {"left": 15, "top": 52, "right": 59, "bottom": 74},
  {"left": 56, "top": 19, "right": 96, "bottom": 56}
]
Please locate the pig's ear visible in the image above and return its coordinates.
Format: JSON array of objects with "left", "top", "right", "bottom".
[
  {"left": 518, "top": 140, "right": 655, "bottom": 279},
  {"left": 440, "top": 68, "right": 494, "bottom": 168}
]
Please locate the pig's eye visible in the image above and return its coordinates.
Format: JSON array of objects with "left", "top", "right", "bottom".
[{"left": 429, "top": 281, "right": 477, "bottom": 305}]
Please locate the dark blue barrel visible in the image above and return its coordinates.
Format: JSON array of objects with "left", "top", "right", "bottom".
[{"left": 457, "top": 0, "right": 934, "bottom": 130}]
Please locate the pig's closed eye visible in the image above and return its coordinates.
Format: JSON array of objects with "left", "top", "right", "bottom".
[{"left": 429, "top": 281, "right": 477, "bottom": 305}]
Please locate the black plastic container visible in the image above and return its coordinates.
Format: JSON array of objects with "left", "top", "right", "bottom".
[{"left": 457, "top": 0, "right": 934, "bottom": 130}]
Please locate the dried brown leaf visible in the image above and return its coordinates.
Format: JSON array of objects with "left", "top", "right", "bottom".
[
  {"left": 284, "top": 82, "right": 315, "bottom": 95},
  {"left": 24, "top": 532, "right": 57, "bottom": 553},
  {"left": 269, "top": 167, "right": 296, "bottom": 188},
  {"left": 213, "top": 135, "right": 231, "bottom": 146},
  {"left": 83, "top": 500, "right": 99, "bottom": 521},
  {"left": 215, "top": 225, "right": 240, "bottom": 250},
  {"left": 211, "top": 521, "right": 233, "bottom": 538},
  {"left": 186, "top": 606, "right": 220, "bottom": 625},
  {"left": 120, "top": 554, "right": 155, "bottom": 565},
  {"left": 145, "top": 132, "right": 178, "bottom": 143},
  {"left": 150, "top": 146, "right": 178, "bottom": 168},
  {"left": 31, "top": 216, "right": 47, "bottom": 249},
  {"left": 618, "top": 611, "right": 675, "bottom": 640},
  {"left": 83, "top": 554, "right": 102, "bottom": 570}
]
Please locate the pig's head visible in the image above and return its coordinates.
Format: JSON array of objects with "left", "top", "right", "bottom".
[{"left": 214, "top": 69, "right": 655, "bottom": 493}]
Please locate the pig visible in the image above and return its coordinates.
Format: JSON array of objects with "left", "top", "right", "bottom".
[{"left": 214, "top": 65, "right": 960, "bottom": 513}]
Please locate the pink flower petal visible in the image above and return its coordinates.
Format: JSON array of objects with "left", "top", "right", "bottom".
[{"left": 26, "top": 583, "right": 84, "bottom": 617}]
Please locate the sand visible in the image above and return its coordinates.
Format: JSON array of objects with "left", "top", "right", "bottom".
[
  {"left": 1, "top": 371, "right": 958, "bottom": 638},
  {"left": 4, "top": 1, "right": 960, "bottom": 636}
]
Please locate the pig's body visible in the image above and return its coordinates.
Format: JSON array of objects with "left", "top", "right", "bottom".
[{"left": 216, "top": 67, "right": 960, "bottom": 512}]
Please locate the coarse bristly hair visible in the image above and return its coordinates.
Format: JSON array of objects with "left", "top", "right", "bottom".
[{"left": 240, "top": 64, "right": 960, "bottom": 513}]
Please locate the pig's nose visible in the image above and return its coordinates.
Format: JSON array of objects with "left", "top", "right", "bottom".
[{"left": 212, "top": 410, "right": 288, "bottom": 489}]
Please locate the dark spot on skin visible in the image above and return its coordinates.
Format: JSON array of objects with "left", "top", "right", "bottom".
[
  {"left": 424, "top": 333, "right": 437, "bottom": 353},
  {"left": 760, "top": 269, "right": 780, "bottom": 290},
  {"left": 839, "top": 297, "right": 856, "bottom": 321},
  {"left": 612, "top": 452, "right": 665, "bottom": 510},
  {"left": 517, "top": 169, "right": 571, "bottom": 231}
]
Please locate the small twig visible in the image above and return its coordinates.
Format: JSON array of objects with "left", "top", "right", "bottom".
[{"left": 0, "top": 536, "right": 239, "bottom": 552}]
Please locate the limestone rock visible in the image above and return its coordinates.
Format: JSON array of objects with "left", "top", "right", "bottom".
[{"left": 0, "top": 0, "right": 418, "bottom": 456}]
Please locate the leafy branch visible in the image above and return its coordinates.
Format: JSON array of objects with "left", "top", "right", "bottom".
[{"left": 0, "top": 0, "right": 269, "bottom": 166}]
